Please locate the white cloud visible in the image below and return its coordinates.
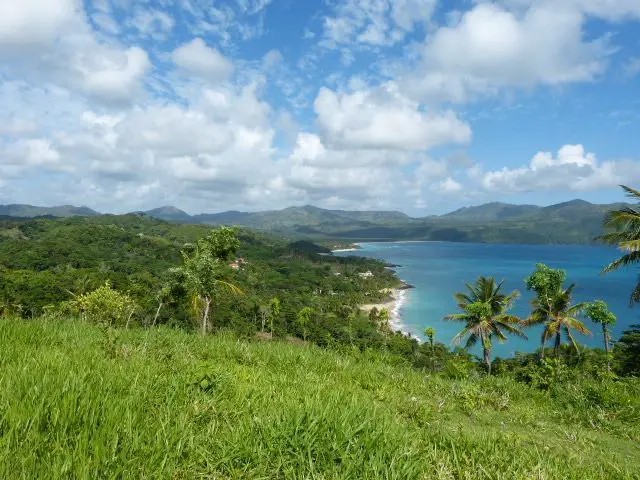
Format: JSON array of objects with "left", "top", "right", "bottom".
[
  {"left": 314, "top": 84, "right": 471, "bottom": 150},
  {"left": 438, "top": 177, "right": 463, "bottom": 194},
  {"left": 0, "top": 0, "right": 151, "bottom": 106},
  {"left": 0, "top": 0, "right": 78, "bottom": 50},
  {"left": 480, "top": 144, "right": 639, "bottom": 192},
  {"left": 130, "top": 8, "right": 175, "bottom": 39},
  {"left": 499, "top": 0, "right": 640, "bottom": 21},
  {"left": 172, "top": 38, "right": 234, "bottom": 83},
  {"left": 322, "top": 0, "right": 437, "bottom": 48},
  {"left": 78, "top": 47, "right": 151, "bottom": 104},
  {"left": 405, "top": 2, "right": 610, "bottom": 102}
]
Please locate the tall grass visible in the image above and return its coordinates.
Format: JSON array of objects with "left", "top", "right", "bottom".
[{"left": 0, "top": 317, "right": 638, "bottom": 479}]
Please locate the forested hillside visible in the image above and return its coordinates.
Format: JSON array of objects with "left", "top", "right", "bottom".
[
  {"left": 0, "top": 214, "right": 417, "bottom": 354},
  {"left": 1, "top": 199, "right": 627, "bottom": 244}
]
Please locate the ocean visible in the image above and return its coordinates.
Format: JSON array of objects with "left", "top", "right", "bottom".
[{"left": 336, "top": 242, "right": 640, "bottom": 358}]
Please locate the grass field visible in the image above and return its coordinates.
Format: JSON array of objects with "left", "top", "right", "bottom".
[{"left": 0, "top": 318, "right": 639, "bottom": 479}]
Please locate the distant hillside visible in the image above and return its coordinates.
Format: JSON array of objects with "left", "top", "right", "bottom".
[
  {"left": 0, "top": 199, "right": 633, "bottom": 244},
  {"left": 442, "top": 202, "right": 540, "bottom": 222},
  {"left": 0, "top": 204, "right": 99, "bottom": 218},
  {"left": 143, "top": 206, "right": 192, "bottom": 223}
]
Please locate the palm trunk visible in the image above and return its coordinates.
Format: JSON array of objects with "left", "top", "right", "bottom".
[
  {"left": 484, "top": 346, "right": 492, "bottom": 375},
  {"left": 125, "top": 309, "right": 134, "bottom": 330},
  {"left": 602, "top": 324, "right": 610, "bottom": 355},
  {"left": 603, "top": 323, "right": 611, "bottom": 371},
  {"left": 554, "top": 332, "right": 562, "bottom": 358},
  {"left": 202, "top": 297, "right": 211, "bottom": 335},
  {"left": 152, "top": 301, "right": 163, "bottom": 327},
  {"left": 430, "top": 339, "right": 435, "bottom": 373}
]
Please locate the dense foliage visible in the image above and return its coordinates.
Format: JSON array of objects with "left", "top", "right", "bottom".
[{"left": 0, "top": 214, "right": 418, "bottom": 356}]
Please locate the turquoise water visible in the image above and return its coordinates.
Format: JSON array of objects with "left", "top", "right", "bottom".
[{"left": 337, "top": 242, "right": 640, "bottom": 358}]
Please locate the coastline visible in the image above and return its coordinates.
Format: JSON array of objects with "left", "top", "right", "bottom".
[
  {"left": 331, "top": 242, "right": 362, "bottom": 253},
  {"left": 360, "top": 287, "right": 411, "bottom": 335}
]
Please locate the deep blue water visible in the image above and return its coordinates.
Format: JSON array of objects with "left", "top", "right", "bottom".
[{"left": 337, "top": 242, "right": 640, "bottom": 358}]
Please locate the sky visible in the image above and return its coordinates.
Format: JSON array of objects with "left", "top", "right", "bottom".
[{"left": 1, "top": 0, "right": 639, "bottom": 215}]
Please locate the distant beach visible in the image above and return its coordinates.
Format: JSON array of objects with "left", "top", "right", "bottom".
[{"left": 360, "top": 287, "right": 412, "bottom": 337}]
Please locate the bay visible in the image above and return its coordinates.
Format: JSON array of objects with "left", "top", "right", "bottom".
[{"left": 337, "top": 242, "right": 640, "bottom": 358}]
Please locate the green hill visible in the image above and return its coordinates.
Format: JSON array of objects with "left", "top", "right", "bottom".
[
  {"left": 1, "top": 318, "right": 638, "bottom": 479},
  {"left": 142, "top": 206, "right": 193, "bottom": 223},
  {"left": 0, "top": 204, "right": 99, "bottom": 218},
  {"left": 0, "top": 200, "right": 633, "bottom": 244}
]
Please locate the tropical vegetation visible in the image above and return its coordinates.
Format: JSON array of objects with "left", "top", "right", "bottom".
[{"left": 1, "top": 185, "right": 640, "bottom": 476}]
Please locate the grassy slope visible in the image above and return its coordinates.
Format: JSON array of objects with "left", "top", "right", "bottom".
[{"left": 1, "top": 319, "right": 639, "bottom": 479}]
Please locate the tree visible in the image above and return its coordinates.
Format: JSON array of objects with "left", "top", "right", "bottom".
[
  {"left": 377, "top": 308, "right": 392, "bottom": 335},
  {"left": 296, "top": 307, "right": 314, "bottom": 341},
  {"left": 151, "top": 269, "right": 185, "bottom": 327},
  {"left": 614, "top": 324, "right": 640, "bottom": 376},
  {"left": 269, "top": 297, "right": 281, "bottom": 335},
  {"left": 444, "top": 276, "right": 524, "bottom": 374},
  {"left": 176, "top": 228, "right": 242, "bottom": 335},
  {"left": 525, "top": 264, "right": 590, "bottom": 358},
  {"left": 73, "top": 281, "right": 136, "bottom": 327},
  {"left": 584, "top": 300, "right": 617, "bottom": 357},
  {"left": 599, "top": 185, "right": 640, "bottom": 304},
  {"left": 423, "top": 327, "right": 436, "bottom": 372}
]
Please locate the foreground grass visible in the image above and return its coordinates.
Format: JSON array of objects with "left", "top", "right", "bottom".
[{"left": 0, "top": 318, "right": 638, "bottom": 479}]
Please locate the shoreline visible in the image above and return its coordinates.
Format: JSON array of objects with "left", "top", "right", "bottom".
[{"left": 360, "top": 287, "right": 412, "bottom": 336}]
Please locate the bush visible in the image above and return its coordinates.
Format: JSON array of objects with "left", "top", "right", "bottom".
[{"left": 73, "top": 281, "right": 137, "bottom": 326}]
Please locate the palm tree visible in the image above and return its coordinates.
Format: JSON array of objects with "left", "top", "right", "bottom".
[
  {"left": 423, "top": 327, "right": 436, "bottom": 372},
  {"left": 444, "top": 276, "right": 525, "bottom": 374},
  {"left": 525, "top": 284, "right": 589, "bottom": 358},
  {"left": 584, "top": 300, "right": 616, "bottom": 368},
  {"left": 296, "top": 307, "right": 314, "bottom": 341},
  {"left": 599, "top": 185, "right": 640, "bottom": 304},
  {"left": 176, "top": 228, "right": 243, "bottom": 335}
]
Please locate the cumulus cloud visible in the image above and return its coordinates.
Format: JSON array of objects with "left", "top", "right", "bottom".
[
  {"left": 172, "top": 38, "right": 235, "bottom": 83},
  {"left": 0, "top": 0, "right": 151, "bottom": 105},
  {"left": 0, "top": 0, "right": 78, "bottom": 50},
  {"left": 480, "top": 144, "right": 639, "bottom": 192},
  {"left": 314, "top": 84, "right": 471, "bottom": 150},
  {"left": 405, "top": 2, "right": 610, "bottom": 102}
]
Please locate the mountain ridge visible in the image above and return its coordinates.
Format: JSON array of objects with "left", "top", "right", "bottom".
[{"left": 0, "top": 199, "right": 633, "bottom": 244}]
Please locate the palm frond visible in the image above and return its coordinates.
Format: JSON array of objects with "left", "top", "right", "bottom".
[
  {"left": 564, "top": 326, "right": 580, "bottom": 354},
  {"left": 443, "top": 313, "right": 473, "bottom": 322},
  {"left": 452, "top": 326, "right": 472, "bottom": 346},
  {"left": 621, "top": 184, "right": 640, "bottom": 201},
  {"left": 565, "top": 317, "right": 592, "bottom": 335},
  {"left": 602, "top": 251, "right": 640, "bottom": 273},
  {"left": 631, "top": 277, "right": 640, "bottom": 305},
  {"left": 619, "top": 239, "right": 640, "bottom": 252},
  {"left": 215, "top": 279, "right": 244, "bottom": 296},
  {"left": 464, "top": 333, "right": 479, "bottom": 350}
]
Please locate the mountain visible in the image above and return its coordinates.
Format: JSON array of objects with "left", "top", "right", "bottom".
[
  {"left": 442, "top": 202, "right": 540, "bottom": 222},
  {"left": 0, "top": 199, "right": 633, "bottom": 244},
  {"left": 143, "top": 206, "right": 192, "bottom": 223},
  {"left": 193, "top": 205, "right": 410, "bottom": 231},
  {"left": 0, "top": 204, "right": 99, "bottom": 218}
]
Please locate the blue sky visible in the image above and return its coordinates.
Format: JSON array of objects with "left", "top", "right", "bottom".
[{"left": 0, "top": 0, "right": 639, "bottom": 215}]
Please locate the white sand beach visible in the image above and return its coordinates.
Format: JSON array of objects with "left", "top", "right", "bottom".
[{"left": 360, "top": 288, "right": 408, "bottom": 332}]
